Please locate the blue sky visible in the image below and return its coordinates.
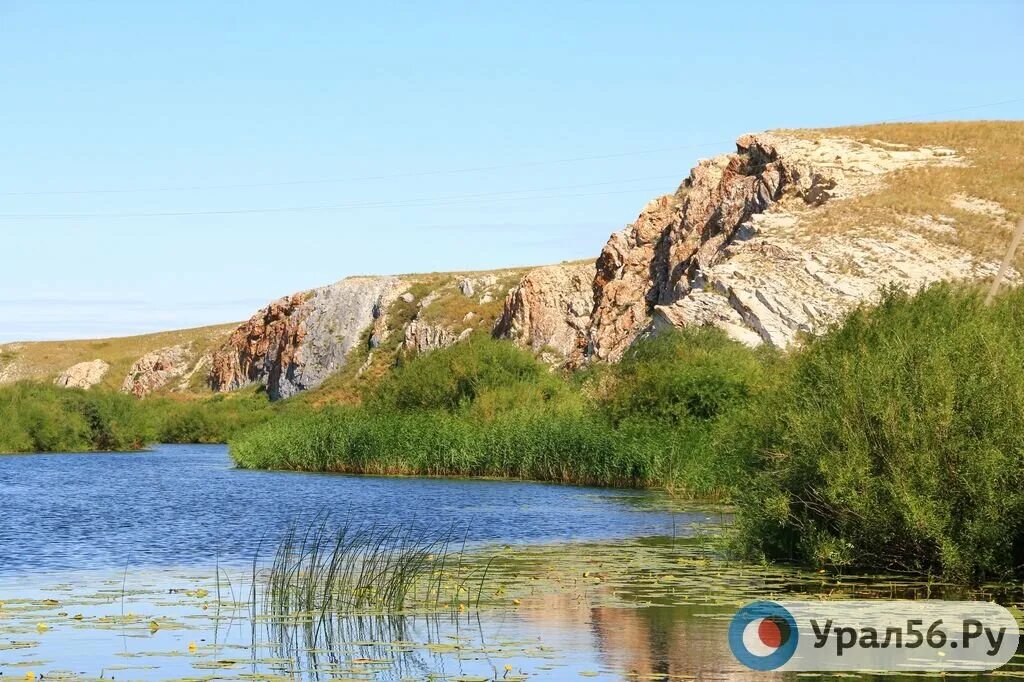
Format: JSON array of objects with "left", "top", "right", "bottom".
[{"left": 2, "top": 1, "right": 1022, "bottom": 341}]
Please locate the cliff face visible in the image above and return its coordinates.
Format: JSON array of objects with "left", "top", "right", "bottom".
[
  {"left": 11, "top": 123, "right": 1018, "bottom": 401},
  {"left": 492, "top": 261, "right": 595, "bottom": 363},
  {"left": 493, "top": 129, "right": 1014, "bottom": 364},
  {"left": 209, "top": 276, "right": 402, "bottom": 400},
  {"left": 582, "top": 132, "right": 1005, "bottom": 358},
  {"left": 207, "top": 270, "right": 524, "bottom": 400}
]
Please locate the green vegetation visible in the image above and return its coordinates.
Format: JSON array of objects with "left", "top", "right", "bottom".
[
  {"left": 736, "top": 284, "right": 1024, "bottom": 581},
  {"left": 232, "top": 332, "right": 766, "bottom": 496},
  {"left": 234, "top": 283, "right": 1024, "bottom": 581},
  {"left": 0, "top": 382, "right": 152, "bottom": 452},
  {"left": 0, "top": 382, "right": 275, "bottom": 453},
  {"left": 264, "top": 520, "right": 484, "bottom": 620},
  {"left": 7, "top": 277, "right": 1024, "bottom": 582}
]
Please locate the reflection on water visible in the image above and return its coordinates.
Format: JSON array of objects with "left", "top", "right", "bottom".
[
  {"left": 5, "top": 536, "right": 1020, "bottom": 680},
  {"left": 2, "top": 447, "right": 1023, "bottom": 679}
]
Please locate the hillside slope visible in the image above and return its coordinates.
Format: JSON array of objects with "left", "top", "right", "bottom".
[
  {"left": 0, "top": 323, "right": 237, "bottom": 394},
  {"left": 3, "top": 121, "right": 1020, "bottom": 402}
]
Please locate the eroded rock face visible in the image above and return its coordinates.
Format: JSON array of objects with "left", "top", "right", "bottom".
[
  {"left": 209, "top": 276, "right": 401, "bottom": 400},
  {"left": 122, "top": 345, "right": 192, "bottom": 397},
  {"left": 493, "top": 261, "right": 595, "bottom": 362},
  {"left": 587, "top": 132, "right": 977, "bottom": 356},
  {"left": 54, "top": 359, "right": 109, "bottom": 390},
  {"left": 589, "top": 193, "right": 684, "bottom": 362},
  {"left": 402, "top": 320, "right": 471, "bottom": 354}
]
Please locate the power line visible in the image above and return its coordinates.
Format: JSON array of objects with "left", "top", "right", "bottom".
[
  {"left": 3, "top": 97, "right": 1021, "bottom": 212},
  {"left": 0, "top": 180, "right": 677, "bottom": 220},
  {"left": 0, "top": 142, "right": 730, "bottom": 197}
]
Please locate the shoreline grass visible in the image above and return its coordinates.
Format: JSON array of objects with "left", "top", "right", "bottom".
[{"left": 231, "top": 331, "right": 764, "bottom": 497}]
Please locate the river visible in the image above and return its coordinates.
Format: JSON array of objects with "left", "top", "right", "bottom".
[{"left": 1, "top": 445, "right": 1015, "bottom": 680}]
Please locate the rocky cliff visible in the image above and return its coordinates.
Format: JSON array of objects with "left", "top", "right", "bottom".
[
  {"left": 209, "top": 276, "right": 403, "bottom": 400},
  {"left": 8, "top": 122, "right": 1018, "bottom": 401},
  {"left": 492, "top": 127, "right": 1016, "bottom": 364},
  {"left": 579, "top": 131, "right": 1010, "bottom": 360},
  {"left": 207, "top": 269, "right": 525, "bottom": 400},
  {"left": 492, "top": 261, "right": 594, "bottom": 363}
]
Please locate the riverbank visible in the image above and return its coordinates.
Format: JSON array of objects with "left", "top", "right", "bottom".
[
  {"left": 229, "top": 283, "right": 1024, "bottom": 582},
  {"left": 5, "top": 284, "right": 1024, "bottom": 583}
]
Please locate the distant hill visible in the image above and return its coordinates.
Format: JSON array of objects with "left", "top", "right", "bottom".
[{"left": 3, "top": 120, "right": 1020, "bottom": 402}]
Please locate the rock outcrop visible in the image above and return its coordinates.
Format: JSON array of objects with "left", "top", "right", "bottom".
[
  {"left": 22, "top": 127, "right": 1004, "bottom": 402},
  {"left": 121, "top": 345, "right": 192, "bottom": 397},
  {"left": 493, "top": 261, "right": 595, "bottom": 362},
  {"left": 209, "top": 276, "right": 402, "bottom": 400},
  {"left": 588, "top": 193, "right": 684, "bottom": 362},
  {"left": 586, "top": 132, "right": 985, "bottom": 358},
  {"left": 54, "top": 359, "right": 109, "bottom": 389},
  {"left": 402, "top": 320, "right": 471, "bottom": 354}
]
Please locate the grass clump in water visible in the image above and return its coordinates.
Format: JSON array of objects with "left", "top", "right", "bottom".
[{"left": 261, "top": 518, "right": 485, "bottom": 621}]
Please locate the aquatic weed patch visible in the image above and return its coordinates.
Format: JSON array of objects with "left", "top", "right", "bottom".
[{"left": 5, "top": 531, "right": 1024, "bottom": 680}]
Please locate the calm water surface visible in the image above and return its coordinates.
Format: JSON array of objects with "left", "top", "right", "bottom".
[
  {"left": 5, "top": 445, "right": 1000, "bottom": 681},
  {"left": 0, "top": 443, "right": 699, "bottom": 574}
]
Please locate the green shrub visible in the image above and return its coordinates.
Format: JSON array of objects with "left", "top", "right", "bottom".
[
  {"left": 231, "top": 328, "right": 764, "bottom": 496},
  {"left": 371, "top": 337, "right": 551, "bottom": 411},
  {"left": 0, "top": 382, "right": 275, "bottom": 454},
  {"left": 603, "top": 327, "right": 771, "bottom": 425},
  {"left": 737, "top": 284, "right": 1024, "bottom": 581},
  {"left": 0, "top": 382, "right": 150, "bottom": 452}
]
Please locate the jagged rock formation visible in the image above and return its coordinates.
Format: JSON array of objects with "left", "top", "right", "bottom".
[
  {"left": 402, "top": 320, "right": 471, "bottom": 354},
  {"left": 9, "top": 125, "right": 1016, "bottom": 400},
  {"left": 588, "top": 193, "right": 683, "bottom": 362},
  {"left": 121, "top": 345, "right": 192, "bottom": 397},
  {"left": 54, "top": 359, "right": 110, "bottom": 389},
  {"left": 585, "top": 132, "right": 990, "bottom": 359},
  {"left": 493, "top": 261, "right": 595, "bottom": 362},
  {"left": 209, "top": 276, "right": 402, "bottom": 400}
]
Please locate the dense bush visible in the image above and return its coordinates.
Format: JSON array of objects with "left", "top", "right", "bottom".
[
  {"left": 0, "top": 383, "right": 275, "bottom": 453},
  {"left": 737, "top": 284, "right": 1024, "bottom": 580},
  {"left": 0, "top": 382, "right": 152, "bottom": 452},
  {"left": 143, "top": 392, "right": 275, "bottom": 444},
  {"left": 602, "top": 326, "right": 772, "bottom": 425},
  {"left": 371, "top": 337, "right": 557, "bottom": 411},
  {"left": 232, "top": 332, "right": 765, "bottom": 496}
]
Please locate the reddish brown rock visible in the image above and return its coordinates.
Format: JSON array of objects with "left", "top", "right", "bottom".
[{"left": 208, "top": 293, "right": 308, "bottom": 397}]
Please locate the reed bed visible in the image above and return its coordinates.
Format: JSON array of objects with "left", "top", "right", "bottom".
[{"left": 259, "top": 518, "right": 489, "bottom": 624}]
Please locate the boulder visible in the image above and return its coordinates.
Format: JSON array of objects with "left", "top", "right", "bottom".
[{"left": 54, "top": 359, "right": 109, "bottom": 390}]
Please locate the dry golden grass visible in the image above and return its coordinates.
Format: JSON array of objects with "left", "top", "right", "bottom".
[
  {"left": 782, "top": 120, "right": 1024, "bottom": 264},
  {"left": 0, "top": 323, "right": 236, "bottom": 392}
]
